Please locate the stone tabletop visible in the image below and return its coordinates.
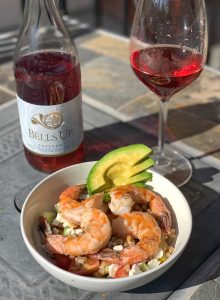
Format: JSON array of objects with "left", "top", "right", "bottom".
[
  {"left": 0, "top": 30, "right": 220, "bottom": 300},
  {"left": 1, "top": 30, "right": 220, "bottom": 162}
]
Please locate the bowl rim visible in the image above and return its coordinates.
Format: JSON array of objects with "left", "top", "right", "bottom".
[{"left": 20, "top": 161, "right": 192, "bottom": 283}]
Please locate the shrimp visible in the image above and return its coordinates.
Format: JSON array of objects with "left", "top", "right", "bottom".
[
  {"left": 58, "top": 185, "right": 107, "bottom": 225},
  {"left": 108, "top": 185, "right": 171, "bottom": 232},
  {"left": 46, "top": 208, "right": 112, "bottom": 256},
  {"left": 91, "top": 212, "right": 161, "bottom": 266}
]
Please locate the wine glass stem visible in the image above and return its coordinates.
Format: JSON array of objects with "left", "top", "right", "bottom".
[{"left": 158, "top": 99, "right": 168, "bottom": 156}]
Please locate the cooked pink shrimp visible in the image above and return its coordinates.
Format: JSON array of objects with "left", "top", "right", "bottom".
[
  {"left": 46, "top": 208, "right": 111, "bottom": 256},
  {"left": 91, "top": 212, "right": 161, "bottom": 266},
  {"left": 58, "top": 185, "right": 107, "bottom": 225},
  {"left": 109, "top": 185, "right": 171, "bottom": 232}
]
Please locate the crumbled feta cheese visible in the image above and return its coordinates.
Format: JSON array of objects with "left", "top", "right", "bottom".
[
  {"left": 64, "top": 227, "right": 75, "bottom": 236},
  {"left": 147, "top": 259, "right": 160, "bottom": 269},
  {"left": 75, "top": 229, "right": 83, "bottom": 235},
  {"left": 56, "top": 213, "right": 73, "bottom": 228},
  {"left": 108, "top": 264, "right": 119, "bottom": 277},
  {"left": 75, "top": 256, "right": 87, "bottom": 265},
  {"left": 64, "top": 227, "right": 84, "bottom": 236},
  {"left": 153, "top": 249, "right": 164, "bottom": 260},
  {"left": 113, "top": 245, "right": 123, "bottom": 252},
  {"left": 51, "top": 219, "right": 60, "bottom": 227},
  {"left": 129, "top": 264, "right": 143, "bottom": 276}
]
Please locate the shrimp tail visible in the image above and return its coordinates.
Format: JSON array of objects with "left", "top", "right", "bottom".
[
  {"left": 90, "top": 248, "right": 121, "bottom": 264},
  {"left": 160, "top": 212, "right": 172, "bottom": 233},
  {"left": 150, "top": 210, "right": 171, "bottom": 233},
  {"left": 120, "top": 245, "right": 149, "bottom": 266},
  {"left": 46, "top": 235, "right": 67, "bottom": 254},
  {"left": 149, "top": 195, "right": 172, "bottom": 233}
]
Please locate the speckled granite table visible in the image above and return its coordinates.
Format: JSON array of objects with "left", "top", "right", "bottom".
[{"left": 0, "top": 30, "right": 220, "bottom": 300}]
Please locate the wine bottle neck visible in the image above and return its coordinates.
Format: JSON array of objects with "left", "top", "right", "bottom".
[
  {"left": 14, "top": 0, "right": 78, "bottom": 59},
  {"left": 24, "top": 0, "right": 63, "bottom": 28}
]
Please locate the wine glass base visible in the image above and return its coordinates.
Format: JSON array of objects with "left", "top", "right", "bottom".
[{"left": 151, "top": 146, "right": 192, "bottom": 187}]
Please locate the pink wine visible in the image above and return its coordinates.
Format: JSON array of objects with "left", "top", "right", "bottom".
[
  {"left": 130, "top": 46, "right": 203, "bottom": 100},
  {"left": 14, "top": 51, "right": 83, "bottom": 173}
]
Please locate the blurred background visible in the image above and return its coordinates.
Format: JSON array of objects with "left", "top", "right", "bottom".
[{"left": 0, "top": 0, "right": 219, "bottom": 68}]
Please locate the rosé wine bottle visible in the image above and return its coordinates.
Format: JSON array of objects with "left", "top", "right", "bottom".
[{"left": 14, "top": 0, "right": 84, "bottom": 173}]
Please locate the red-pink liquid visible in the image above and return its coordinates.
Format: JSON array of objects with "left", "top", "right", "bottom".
[
  {"left": 14, "top": 51, "right": 83, "bottom": 173},
  {"left": 131, "top": 46, "right": 203, "bottom": 100}
]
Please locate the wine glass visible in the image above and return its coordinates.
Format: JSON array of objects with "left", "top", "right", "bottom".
[{"left": 130, "top": 0, "right": 208, "bottom": 186}]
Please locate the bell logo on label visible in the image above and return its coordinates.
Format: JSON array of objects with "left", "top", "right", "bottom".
[
  {"left": 17, "top": 94, "right": 83, "bottom": 157},
  {"left": 31, "top": 112, "right": 63, "bottom": 130}
]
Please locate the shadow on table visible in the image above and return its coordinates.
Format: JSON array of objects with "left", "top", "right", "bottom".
[
  {"left": 130, "top": 98, "right": 220, "bottom": 146},
  {"left": 84, "top": 98, "right": 220, "bottom": 158},
  {"left": 83, "top": 107, "right": 220, "bottom": 296},
  {"left": 84, "top": 98, "right": 220, "bottom": 186},
  {"left": 190, "top": 165, "right": 219, "bottom": 184}
]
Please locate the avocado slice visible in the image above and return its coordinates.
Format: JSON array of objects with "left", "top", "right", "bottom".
[
  {"left": 131, "top": 158, "right": 155, "bottom": 175},
  {"left": 132, "top": 182, "right": 147, "bottom": 188},
  {"left": 87, "top": 144, "right": 154, "bottom": 194},
  {"left": 110, "top": 171, "right": 153, "bottom": 186}
]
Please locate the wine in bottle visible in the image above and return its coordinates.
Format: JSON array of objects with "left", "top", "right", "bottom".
[{"left": 14, "top": 0, "right": 84, "bottom": 173}]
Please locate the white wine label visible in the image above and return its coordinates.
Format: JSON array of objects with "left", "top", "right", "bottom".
[{"left": 17, "top": 94, "right": 83, "bottom": 156}]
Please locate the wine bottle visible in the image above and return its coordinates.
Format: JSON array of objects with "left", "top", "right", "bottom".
[{"left": 14, "top": 0, "right": 84, "bottom": 173}]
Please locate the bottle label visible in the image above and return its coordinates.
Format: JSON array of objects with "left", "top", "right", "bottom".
[{"left": 17, "top": 94, "right": 83, "bottom": 156}]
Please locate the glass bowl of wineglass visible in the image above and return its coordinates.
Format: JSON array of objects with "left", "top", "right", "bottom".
[{"left": 130, "top": 0, "right": 208, "bottom": 186}]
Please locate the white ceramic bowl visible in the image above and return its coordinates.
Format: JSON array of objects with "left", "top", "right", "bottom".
[{"left": 21, "top": 161, "right": 192, "bottom": 292}]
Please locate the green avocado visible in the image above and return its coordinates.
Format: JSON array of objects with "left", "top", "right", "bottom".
[
  {"left": 87, "top": 144, "right": 154, "bottom": 194},
  {"left": 42, "top": 211, "right": 56, "bottom": 224}
]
